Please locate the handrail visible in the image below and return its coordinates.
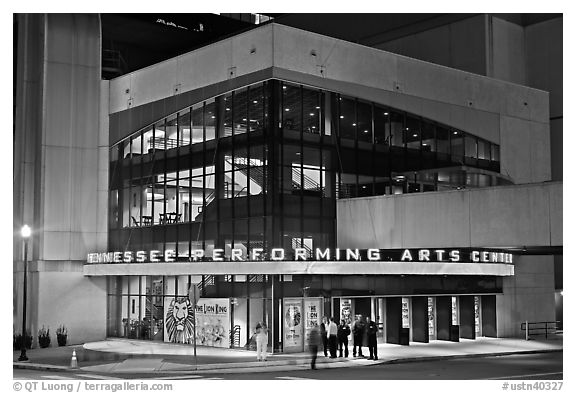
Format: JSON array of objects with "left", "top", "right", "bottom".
[{"left": 520, "top": 320, "right": 561, "bottom": 340}]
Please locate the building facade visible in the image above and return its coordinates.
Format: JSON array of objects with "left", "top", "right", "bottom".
[{"left": 14, "top": 15, "right": 562, "bottom": 351}]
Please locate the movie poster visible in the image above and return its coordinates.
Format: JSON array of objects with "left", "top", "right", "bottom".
[
  {"left": 283, "top": 298, "right": 303, "bottom": 352},
  {"left": 340, "top": 298, "right": 352, "bottom": 325},
  {"left": 163, "top": 297, "right": 230, "bottom": 348},
  {"left": 163, "top": 296, "right": 194, "bottom": 344},
  {"left": 195, "top": 298, "right": 230, "bottom": 348},
  {"left": 303, "top": 298, "right": 322, "bottom": 351}
]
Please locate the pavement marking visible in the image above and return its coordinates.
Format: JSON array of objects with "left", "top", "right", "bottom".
[
  {"left": 152, "top": 375, "right": 204, "bottom": 380},
  {"left": 40, "top": 375, "right": 75, "bottom": 380},
  {"left": 75, "top": 374, "right": 123, "bottom": 380},
  {"left": 276, "top": 376, "right": 314, "bottom": 380},
  {"left": 203, "top": 377, "right": 224, "bottom": 380},
  {"left": 487, "top": 372, "right": 563, "bottom": 380}
]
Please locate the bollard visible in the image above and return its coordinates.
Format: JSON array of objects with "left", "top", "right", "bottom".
[
  {"left": 70, "top": 349, "right": 78, "bottom": 368},
  {"left": 525, "top": 320, "right": 529, "bottom": 341}
]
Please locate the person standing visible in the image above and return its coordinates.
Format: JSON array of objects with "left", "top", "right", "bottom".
[
  {"left": 255, "top": 322, "right": 269, "bottom": 361},
  {"left": 337, "top": 319, "right": 351, "bottom": 357},
  {"left": 320, "top": 317, "right": 329, "bottom": 357},
  {"left": 352, "top": 315, "right": 366, "bottom": 357},
  {"left": 308, "top": 322, "right": 321, "bottom": 370},
  {"left": 366, "top": 316, "right": 378, "bottom": 360},
  {"left": 327, "top": 317, "right": 338, "bottom": 358}
]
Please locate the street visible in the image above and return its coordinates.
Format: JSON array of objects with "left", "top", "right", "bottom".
[{"left": 13, "top": 352, "right": 562, "bottom": 380}]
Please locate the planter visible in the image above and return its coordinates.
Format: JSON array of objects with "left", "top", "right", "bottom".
[
  {"left": 39, "top": 336, "right": 51, "bottom": 348},
  {"left": 57, "top": 334, "right": 67, "bottom": 347}
]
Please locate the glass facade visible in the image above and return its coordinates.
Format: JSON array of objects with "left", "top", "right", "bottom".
[{"left": 109, "top": 79, "right": 502, "bottom": 259}]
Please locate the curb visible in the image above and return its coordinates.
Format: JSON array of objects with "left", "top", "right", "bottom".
[{"left": 14, "top": 348, "right": 562, "bottom": 374}]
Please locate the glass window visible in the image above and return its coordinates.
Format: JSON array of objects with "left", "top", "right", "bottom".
[
  {"left": 491, "top": 144, "right": 500, "bottom": 162},
  {"left": 111, "top": 144, "right": 120, "bottom": 161},
  {"left": 303, "top": 88, "right": 321, "bottom": 134},
  {"left": 374, "top": 107, "right": 388, "bottom": 145},
  {"left": 179, "top": 109, "right": 191, "bottom": 147},
  {"left": 421, "top": 122, "right": 435, "bottom": 152},
  {"left": 205, "top": 99, "right": 216, "bottom": 142},
  {"left": 478, "top": 139, "right": 490, "bottom": 160},
  {"left": 153, "top": 120, "right": 166, "bottom": 151},
  {"left": 109, "top": 189, "right": 119, "bottom": 228},
  {"left": 122, "top": 187, "right": 130, "bottom": 227},
  {"left": 282, "top": 82, "right": 301, "bottom": 133},
  {"left": 191, "top": 104, "right": 203, "bottom": 144},
  {"left": 165, "top": 114, "right": 178, "bottom": 150},
  {"left": 233, "top": 87, "right": 248, "bottom": 136},
  {"left": 451, "top": 130, "right": 464, "bottom": 162},
  {"left": 142, "top": 127, "right": 154, "bottom": 154},
  {"left": 465, "top": 135, "right": 477, "bottom": 159},
  {"left": 132, "top": 133, "right": 143, "bottom": 156},
  {"left": 405, "top": 116, "right": 420, "bottom": 150},
  {"left": 436, "top": 126, "right": 450, "bottom": 155},
  {"left": 389, "top": 111, "right": 404, "bottom": 147},
  {"left": 339, "top": 96, "right": 355, "bottom": 140},
  {"left": 223, "top": 92, "right": 233, "bottom": 137},
  {"left": 165, "top": 173, "right": 178, "bottom": 223},
  {"left": 248, "top": 84, "right": 265, "bottom": 132},
  {"left": 357, "top": 101, "right": 372, "bottom": 144},
  {"left": 123, "top": 139, "right": 131, "bottom": 159}
]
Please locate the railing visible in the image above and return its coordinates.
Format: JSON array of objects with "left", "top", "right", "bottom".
[
  {"left": 292, "top": 167, "right": 324, "bottom": 196},
  {"left": 230, "top": 325, "right": 241, "bottom": 348},
  {"left": 149, "top": 137, "right": 179, "bottom": 151},
  {"left": 520, "top": 321, "right": 561, "bottom": 340}
]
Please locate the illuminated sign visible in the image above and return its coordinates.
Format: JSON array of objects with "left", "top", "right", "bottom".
[{"left": 86, "top": 248, "right": 514, "bottom": 264}]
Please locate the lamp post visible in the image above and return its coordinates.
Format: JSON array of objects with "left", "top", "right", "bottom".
[{"left": 18, "top": 224, "right": 31, "bottom": 361}]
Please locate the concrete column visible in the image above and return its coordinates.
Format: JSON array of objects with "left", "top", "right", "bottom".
[
  {"left": 482, "top": 295, "right": 497, "bottom": 337},
  {"left": 411, "top": 296, "right": 429, "bottom": 343},
  {"left": 459, "top": 295, "right": 476, "bottom": 339},
  {"left": 385, "top": 297, "right": 402, "bottom": 344},
  {"left": 436, "top": 296, "right": 452, "bottom": 341}
]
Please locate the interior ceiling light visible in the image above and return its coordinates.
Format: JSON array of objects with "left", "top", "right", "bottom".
[
  {"left": 384, "top": 112, "right": 389, "bottom": 115},
  {"left": 315, "top": 106, "right": 320, "bottom": 109},
  {"left": 340, "top": 115, "right": 344, "bottom": 119}
]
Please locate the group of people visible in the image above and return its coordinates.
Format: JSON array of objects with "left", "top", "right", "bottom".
[{"left": 308, "top": 314, "right": 379, "bottom": 369}]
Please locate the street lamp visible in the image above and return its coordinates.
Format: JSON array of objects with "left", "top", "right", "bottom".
[{"left": 18, "top": 224, "right": 31, "bottom": 361}]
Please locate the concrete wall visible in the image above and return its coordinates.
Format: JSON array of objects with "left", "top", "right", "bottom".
[
  {"left": 337, "top": 182, "right": 562, "bottom": 249},
  {"left": 337, "top": 182, "right": 561, "bottom": 337},
  {"left": 13, "top": 14, "right": 108, "bottom": 345},
  {"left": 497, "top": 255, "right": 555, "bottom": 337},
  {"left": 525, "top": 18, "right": 563, "bottom": 181},
  {"left": 489, "top": 17, "right": 526, "bottom": 85},
  {"left": 375, "top": 15, "right": 488, "bottom": 77}
]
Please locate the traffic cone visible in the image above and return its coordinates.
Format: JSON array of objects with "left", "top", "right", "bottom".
[{"left": 70, "top": 350, "right": 78, "bottom": 369}]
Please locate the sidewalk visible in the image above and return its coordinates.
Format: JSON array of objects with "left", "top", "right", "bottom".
[{"left": 13, "top": 335, "right": 562, "bottom": 376}]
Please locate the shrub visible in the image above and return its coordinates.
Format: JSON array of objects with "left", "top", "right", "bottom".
[
  {"left": 56, "top": 325, "right": 68, "bottom": 347},
  {"left": 13, "top": 330, "right": 33, "bottom": 350},
  {"left": 38, "top": 326, "right": 51, "bottom": 348}
]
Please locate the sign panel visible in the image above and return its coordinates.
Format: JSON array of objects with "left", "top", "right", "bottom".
[
  {"left": 303, "top": 298, "right": 322, "bottom": 351},
  {"left": 163, "top": 297, "right": 230, "bottom": 347},
  {"left": 340, "top": 298, "right": 352, "bottom": 325},
  {"left": 195, "top": 298, "right": 230, "bottom": 348},
  {"left": 163, "top": 296, "right": 194, "bottom": 344},
  {"left": 283, "top": 298, "right": 304, "bottom": 352}
]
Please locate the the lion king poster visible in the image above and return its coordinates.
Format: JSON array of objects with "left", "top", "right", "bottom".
[{"left": 163, "top": 297, "right": 230, "bottom": 348}]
